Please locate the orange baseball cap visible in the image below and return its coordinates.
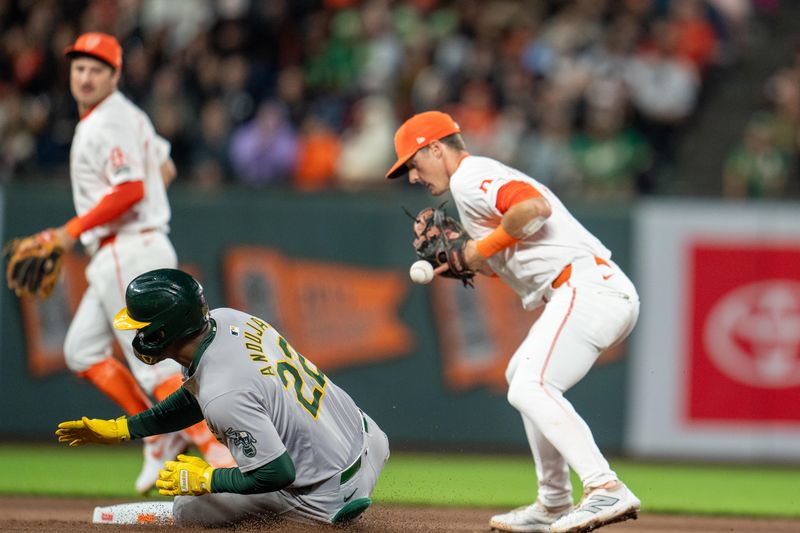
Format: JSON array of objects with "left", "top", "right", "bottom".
[
  {"left": 385, "top": 111, "right": 461, "bottom": 179},
  {"left": 64, "top": 32, "right": 123, "bottom": 70}
]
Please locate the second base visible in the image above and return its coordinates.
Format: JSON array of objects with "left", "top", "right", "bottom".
[{"left": 92, "top": 501, "right": 174, "bottom": 525}]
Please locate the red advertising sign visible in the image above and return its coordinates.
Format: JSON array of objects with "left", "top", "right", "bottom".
[{"left": 688, "top": 243, "right": 800, "bottom": 423}]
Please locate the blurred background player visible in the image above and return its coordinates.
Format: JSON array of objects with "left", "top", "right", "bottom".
[
  {"left": 57, "top": 268, "right": 389, "bottom": 527},
  {"left": 386, "top": 111, "right": 641, "bottom": 533},
  {"left": 37, "top": 32, "right": 233, "bottom": 493}
]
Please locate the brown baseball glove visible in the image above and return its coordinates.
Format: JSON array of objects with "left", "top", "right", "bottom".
[
  {"left": 4, "top": 230, "right": 65, "bottom": 299},
  {"left": 410, "top": 205, "right": 475, "bottom": 287}
]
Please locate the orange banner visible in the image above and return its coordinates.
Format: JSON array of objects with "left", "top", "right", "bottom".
[
  {"left": 431, "top": 276, "right": 540, "bottom": 391},
  {"left": 20, "top": 252, "right": 88, "bottom": 376},
  {"left": 223, "top": 247, "right": 413, "bottom": 370}
]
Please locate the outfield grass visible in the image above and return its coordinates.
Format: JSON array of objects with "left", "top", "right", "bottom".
[{"left": 2, "top": 443, "right": 799, "bottom": 517}]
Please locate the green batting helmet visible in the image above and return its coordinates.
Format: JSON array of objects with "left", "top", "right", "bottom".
[{"left": 113, "top": 268, "right": 209, "bottom": 365}]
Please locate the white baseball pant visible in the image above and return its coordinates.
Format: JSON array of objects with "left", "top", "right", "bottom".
[
  {"left": 505, "top": 256, "right": 639, "bottom": 507},
  {"left": 172, "top": 412, "right": 390, "bottom": 526}
]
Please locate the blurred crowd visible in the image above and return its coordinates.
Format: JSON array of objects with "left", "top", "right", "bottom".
[
  {"left": 723, "top": 42, "right": 800, "bottom": 199},
  {"left": 0, "top": 0, "right": 784, "bottom": 199}
]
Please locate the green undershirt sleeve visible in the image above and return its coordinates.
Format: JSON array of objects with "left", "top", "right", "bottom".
[
  {"left": 126, "top": 387, "right": 205, "bottom": 439},
  {"left": 211, "top": 451, "right": 295, "bottom": 494}
]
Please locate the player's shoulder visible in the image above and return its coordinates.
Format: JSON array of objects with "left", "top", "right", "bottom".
[
  {"left": 89, "top": 92, "right": 145, "bottom": 131},
  {"left": 451, "top": 156, "right": 487, "bottom": 189},
  {"left": 212, "top": 308, "right": 276, "bottom": 334},
  {"left": 211, "top": 307, "right": 250, "bottom": 325},
  {"left": 94, "top": 91, "right": 134, "bottom": 116},
  {"left": 450, "top": 155, "right": 513, "bottom": 195},
  {"left": 454, "top": 155, "right": 508, "bottom": 180},
  {"left": 211, "top": 307, "right": 239, "bottom": 317}
]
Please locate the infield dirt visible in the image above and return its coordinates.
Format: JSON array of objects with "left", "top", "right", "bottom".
[{"left": 1, "top": 496, "right": 798, "bottom": 532}]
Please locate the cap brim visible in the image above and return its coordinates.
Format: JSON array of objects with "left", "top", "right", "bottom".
[
  {"left": 63, "top": 47, "right": 118, "bottom": 70},
  {"left": 385, "top": 156, "right": 412, "bottom": 179},
  {"left": 113, "top": 307, "right": 150, "bottom": 330}
]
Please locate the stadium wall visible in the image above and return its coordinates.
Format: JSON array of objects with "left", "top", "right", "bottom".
[{"left": 0, "top": 182, "right": 631, "bottom": 454}]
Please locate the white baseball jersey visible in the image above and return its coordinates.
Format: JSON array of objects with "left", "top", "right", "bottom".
[
  {"left": 64, "top": 89, "right": 182, "bottom": 394},
  {"left": 182, "top": 308, "right": 365, "bottom": 487},
  {"left": 447, "top": 154, "right": 640, "bottom": 505},
  {"left": 449, "top": 155, "right": 610, "bottom": 310},
  {"left": 69, "top": 90, "right": 171, "bottom": 254}
]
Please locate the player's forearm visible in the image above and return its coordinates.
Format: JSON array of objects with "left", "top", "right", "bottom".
[
  {"left": 127, "top": 386, "right": 204, "bottom": 439},
  {"left": 211, "top": 451, "right": 295, "bottom": 494},
  {"left": 501, "top": 197, "right": 551, "bottom": 239},
  {"left": 474, "top": 198, "right": 551, "bottom": 260}
]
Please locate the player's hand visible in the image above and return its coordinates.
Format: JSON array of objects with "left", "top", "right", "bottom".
[
  {"left": 55, "top": 416, "right": 130, "bottom": 446},
  {"left": 156, "top": 454, "right": 215, "bottom": 496},
  {"left": 50, "top": 225, "right": 77, "bottom": 251}
]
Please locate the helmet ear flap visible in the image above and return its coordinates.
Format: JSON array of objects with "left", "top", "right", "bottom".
[{"left": 132, "top": 330, "right": 165, "bottom": 365}]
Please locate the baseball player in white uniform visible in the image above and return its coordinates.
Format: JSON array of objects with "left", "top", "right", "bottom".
[
  {"left": 56, "top": 269, "right": 390, "bottom": 527},
  {"left": 386, "top": 111, "right": 641, "bottom": 533},
  {"left": 43, "top": 32, "right": 233, "bottom": 493}
]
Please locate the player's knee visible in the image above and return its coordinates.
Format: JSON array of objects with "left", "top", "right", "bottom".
[
  {"left": 63, "top": 330, "right": 95, "bottom": 373},
  {"left": 173, "top": 496, "right": 208, "bottom": 526},
  {"left": 172, "top": 497, "right": 187, "bottom": 524},
  {"left": 507, "top": 377, "right": 549, "bottom": 412},
  {"left": 506, "top": 379, "right": 529, "bottom": 411},
  {"left": 173, "top": 495, "right": 243, "bottom": 527},
  {"left": 504, "top": 359, "right": 518, "bottom": 385}
]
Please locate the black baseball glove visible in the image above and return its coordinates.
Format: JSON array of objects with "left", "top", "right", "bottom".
[{"left": 410, "top": 205, "right": 475, "bottom": 287}]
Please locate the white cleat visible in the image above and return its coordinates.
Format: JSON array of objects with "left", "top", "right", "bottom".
[
  {"left": 549, "top": 482, "right": 640, "bottom": 533},
  {"left": 490, "top": 500, "right": 574, "bottom": 532},
  {"left": 135, "top": 432, "right": 188, "bottom": 494}
]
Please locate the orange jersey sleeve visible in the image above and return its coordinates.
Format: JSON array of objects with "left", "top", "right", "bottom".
[
  {"left": 65, "top": 180, "right": 145, "bottom": 238},
  {"left": 495, "top": 181, "right": 542, "bottom": 214}
]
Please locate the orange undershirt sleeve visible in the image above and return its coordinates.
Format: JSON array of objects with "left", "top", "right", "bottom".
[
  {"left": 475, "top": 181, "right": 544, "bottom": 258},
  {"left": 65, "top": 180, "right": 145, "bottom": 239},
  {"left": 494, "top": 180, "right": 542, "bottom": 214},
  {"left": 77, "top": 357, "right": 152, "bottom": 416}
]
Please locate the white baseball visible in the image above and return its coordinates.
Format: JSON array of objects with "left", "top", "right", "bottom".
[{"left": 409, "top": 260, "right": 435, "bottom": 284}]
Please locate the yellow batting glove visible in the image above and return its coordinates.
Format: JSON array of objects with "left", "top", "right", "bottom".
[
  {"left": 156, "top": 454, "right": 215, "bottom": 496},
  {"left": 55, "top": 416, "right": 130, "bottom": 446}
]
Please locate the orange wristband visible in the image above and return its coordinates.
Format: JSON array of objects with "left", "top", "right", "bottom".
[
  {"left": 476, "top": 225, "right": 519, "bottom": 258},
  {"left": 62, "top": 181, "right": 145, "bottom": 240}
]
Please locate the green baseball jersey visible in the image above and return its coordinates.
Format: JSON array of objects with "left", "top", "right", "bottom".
[{"left": 181, "top": 308, "right": 364, "bottom": 487}]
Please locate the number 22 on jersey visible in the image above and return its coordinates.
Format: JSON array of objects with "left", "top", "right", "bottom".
[{"left": 276, "top": 336, "right": 327, "bottom": 419}]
